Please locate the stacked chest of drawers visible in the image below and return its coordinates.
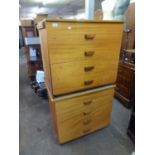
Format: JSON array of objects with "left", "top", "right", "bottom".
[{"left": 38, "top": 19, "right": 123, "bottom": 144}]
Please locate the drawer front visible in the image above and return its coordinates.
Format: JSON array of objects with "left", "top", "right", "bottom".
[
  {"left": 116, "top": 74, "right": 131, "bottom": 88},
  {"left": 49, "top": 48, "right": 120, "bottom": 64},
  {"left": 55, "top": 88, "right": 114, "bottom": 143},
  {"left": 51, "top": 61, "right": 118, "bottom": 95},
  {"left": 46, "top": 22, "right": 123, "bottom": 49},
  {"left": 118, "top": 65, "right": 133, "bottom": 78}
]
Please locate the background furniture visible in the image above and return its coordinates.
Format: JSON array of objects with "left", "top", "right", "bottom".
[
  {"left": 38, "top": 19, "right": 123, "bottom": 143},
  {"left": 20, "top": 20, "right": 37, "bottom": 46},
  {"left": 24, "top": 43, "right": 43, "bottom": 80},
  {"left": 115, "top": 2, "right": 135, "bottom": 108},
  {"left": 20, "top": 20, "right": 43, "bottom": 81},
  {"left": 115, "top": 61, "right": 135, "bottom": 108}
]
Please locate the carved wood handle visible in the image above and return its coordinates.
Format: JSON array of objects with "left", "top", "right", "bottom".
[
  {"left": 85, "top": 34, "right": 96, "bottom": 40},
  {"left": 83, "top": 111, "right": 91, "bottom": 116},
  {"left": 84, "top": 66, "right": 94, "bottom": 72},
  {"left": 84, "top": 51, "right": 95, "bottom": 57},
  {"left": 83, "top": 100, "right": 92, "bottom": 105},
  {"left": 84, "top": 80, "right": 93, "bottom": 85}
]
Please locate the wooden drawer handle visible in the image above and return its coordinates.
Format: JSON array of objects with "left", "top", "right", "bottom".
[
  {"left": 84, "top": 80, "right": 93, "bottom": 85},
  {"left": 84, "top": 66, "right": 94, "bottom": 72},
  {"left": 83, "top": 111, "right": 91, "bottom": 116},
  {"left": 83, "top": 119, "right": 91, "bottom": 125},
  {"left": 84, "top": 51, "right": 95, "bottom": 57},
  {"left": 85, "top": 34, "right": 96, "bottom": 40},
  {"left": 83, "top": 129, "right": 91, "bottom": 134},
  {"left": 83, "top": 100, "right": 92, "bottom": 105}
]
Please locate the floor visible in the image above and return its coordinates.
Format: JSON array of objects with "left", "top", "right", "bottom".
[{"left": 19, "top": 48, "right": 134, "bottom": 155}]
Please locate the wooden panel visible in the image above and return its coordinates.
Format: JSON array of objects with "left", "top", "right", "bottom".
[
  {"left": 54, "top": 88, "right": 114, "bottom": 143},
  {"left": 48, "top": 99, "right": 60, "bottom": 141},
  {"left": 51, "top": 60, "right": 118, "bottom": 95},
  {"left": 116, "top": 74, "right": 131, "bottom": 88},
  {"left": 49, "top": 47, "right": 120, "bottom": 64},
  {"left": 115, "top": 62, "right": 135, "bottom": 108},
  {"left": 38, "top": 29, "right": 53, "bottom": 93},
  {"left": 46, "top": 22, "right": 123, "bottom": 49},
  {"left": 118, "top": 64, "right": 134, "bottom": 76}
]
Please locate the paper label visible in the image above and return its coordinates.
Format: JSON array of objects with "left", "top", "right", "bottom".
[{"left": 52, "top": 22, "right": 58, "bottom": 27}]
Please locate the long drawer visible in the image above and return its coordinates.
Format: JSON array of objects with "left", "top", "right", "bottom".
[
  {"left": 49, "top": 48, "right": 120, "bottom": 64},
  {"left": 54, "top": 87, "right": 114, "bottom": 143},
  {"left": 51, "top": 61, "right": 118, "bottom": 95},
  {"left": 46, "top": 22, "right": 123, "bottom": 49}
]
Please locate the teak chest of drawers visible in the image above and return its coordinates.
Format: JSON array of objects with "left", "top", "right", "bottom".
[{"left": 38, "top": 19, "right": 123, "bottom": 143}]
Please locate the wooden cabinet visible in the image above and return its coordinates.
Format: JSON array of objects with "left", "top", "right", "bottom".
[
  {"left": 38, "top": 19, "right": 123, "bottom": 143},
  {"left": 38, "top": 19, "right": 123, "bottom": 96},
  {"left": 115, "top": 62, "right": 135, "bottom": 108},
  {"left": 49, "top": 86, "right": 115, "bottom": 144},
  {"left": 115, "top": 2, "right": 135, "bottom": 108}
]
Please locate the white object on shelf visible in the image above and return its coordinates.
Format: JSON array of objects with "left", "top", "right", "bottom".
[
  {"left": 36, "top": 70, "right": 44, "bottom": 83},
  {"left": 29, "top": 47, "right": 37, "bottom": 57},
  {"left": 25, "top": 37, "right": 40, "bottom": 45}
]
